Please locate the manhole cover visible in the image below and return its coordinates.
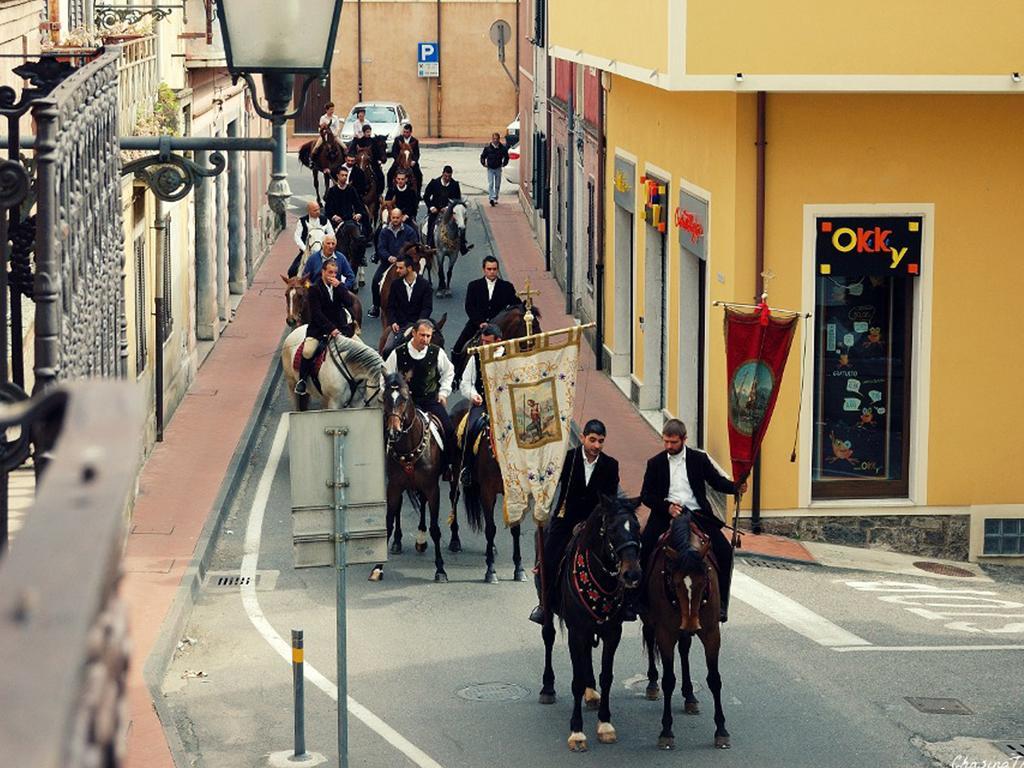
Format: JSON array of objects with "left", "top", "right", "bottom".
[
  {"left": 742, "top": 557, "right": 801, "bottom": 571},
  {"left": 904, "top": 697, "right": 973, "bottom": 715},
  {"left": 994, "top": 742, "right": 1024, "bottom": 759},
  {"left": 912, "top": 561, "right": 975, "bottom": 577},
  {"left": 456, "top": 682, "right": 528, "bottom": 702}
]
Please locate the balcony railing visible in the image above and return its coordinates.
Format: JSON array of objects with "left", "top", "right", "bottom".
[{"left": 117, "top": 34, "right": 158, "bottom": 134}]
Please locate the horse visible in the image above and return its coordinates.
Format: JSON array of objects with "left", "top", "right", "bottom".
[
  {"left": 280, "top": 327, "right": 384, "bottom": 412},
  {"left": 387, "top": 138, "right": 420, "bottom": 193},
  {"left": 335, "top": 219, "right": 371, "bottom": 290},
  {"left": 353, "top": 141, "right": 385, "bottom": 234},
  {"left": 377, "top": 241, "right": 438, "bottom": 352},
  {"left": 451, "top": 303, "right": 541, "bottom": 389},
  {"left": 281, "top": 274, "right": 363, "bottom": 333},
  {"left": 298, "top": 126, "right": 346, "bottom": 206},
  {"left": 381, "top": 371, "right": 450, "bottom": 582},
  {"left": 641, "top": 515, "right": 730, "bottom": 750},
  {"left": 539, "top": 495, "right": 642, "bottom": 752},
  {"left": 422, "top": 199, "right": 467, "bottom": 298}
]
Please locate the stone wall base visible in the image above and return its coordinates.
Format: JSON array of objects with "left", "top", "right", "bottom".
[{"left": 758, "top": 515, "right": 971, "bottom": 562}]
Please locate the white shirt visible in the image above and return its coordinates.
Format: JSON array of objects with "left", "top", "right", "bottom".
[
  {"left": 582, "top": 447, "right": 599, "bottom": 487},
  {"left": 486, "top": 277, "right": 496, "bottom": 300},
  {"left": 294, "top": 215, "right": 335, "bottom": 252},
  {"left": 319, "top": 113, "right": 343, "bottom": 138},
  {"left": 667, "top": 447, "right": 699, "bottom": 511},
  {"left": 353, "top": 118, "right": 369, "bottom": 136},
  {"left": 458, "top": 346, "right": 504, "bottom": 401},
  {"left": 404, "top": 279, "right": 415, "bottom": 300},
  {"left": 384, "top": 341, "right": 455, "bottom": 399}
]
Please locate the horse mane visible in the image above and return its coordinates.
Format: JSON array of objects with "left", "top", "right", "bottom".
[{"left": 330, "top": 333, "right": 385, "bottom": 377}]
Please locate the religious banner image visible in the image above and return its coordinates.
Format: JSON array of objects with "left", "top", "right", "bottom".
[
  {"left": 724, "top": 306, "right": 799, "bottom": 483},
  {"left": 479, "top": 326, "right": 582, "bottom": 526}
]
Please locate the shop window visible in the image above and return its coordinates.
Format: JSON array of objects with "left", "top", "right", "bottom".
[{"left": 984, "top": 519, "right": 1024, "bottom": 555}]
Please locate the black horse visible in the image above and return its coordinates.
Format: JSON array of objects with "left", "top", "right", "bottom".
[
  {"left": 539, "top": 495, "right": 642, "bottom": 752},
  {"left": 335, "top": 219, "right": 370, "bottom": 288}
]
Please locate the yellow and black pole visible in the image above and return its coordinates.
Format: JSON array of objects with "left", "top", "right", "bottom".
[{"left": 291, "top": 628, "right": 307, "bottom": 759}]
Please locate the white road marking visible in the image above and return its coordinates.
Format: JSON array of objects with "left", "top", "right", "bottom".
[
  {"left": 241, "top": 414, "right": 447, "bottom": 768},
  {"left": 832, "top": 644, "right": 1024, "bottom": 653},
  {"left": 732, "top": 570, "right": 872, "bottom": 647}
]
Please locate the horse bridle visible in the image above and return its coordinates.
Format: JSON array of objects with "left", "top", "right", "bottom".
[
  {"left": 384, "top": 387, "right": 432, "bottom": 471},
  {"left": 326, "top": 338, "right": 381, "bottom": 408}
]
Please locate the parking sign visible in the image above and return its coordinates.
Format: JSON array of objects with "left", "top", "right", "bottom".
[{"left": 417, "top": 41, "right": 439, "bottom": 78}]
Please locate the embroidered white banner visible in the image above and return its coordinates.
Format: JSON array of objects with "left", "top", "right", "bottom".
[{"left": 479, "top": 326, "right": 582, "bottom": 526}]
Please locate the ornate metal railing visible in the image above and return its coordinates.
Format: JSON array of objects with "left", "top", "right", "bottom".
[
  {"left": 33, "top": 49, "right": 127, "bottom": 390},
  {"left": 116, "top": 34, "right": 158, "bottom": 135},
  {"left": 0, "top": 381, "right": 143, "bottom": 768}
]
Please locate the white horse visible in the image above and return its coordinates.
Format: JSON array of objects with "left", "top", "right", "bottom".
[
  {"left": 281, "top": 327, "right": 385, "bottom": 411},
  {"left": 422, "top": 199, "right": 467, "bottom": 298}
]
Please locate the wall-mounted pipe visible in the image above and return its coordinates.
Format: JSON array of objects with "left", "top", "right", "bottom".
[{"left": 751, "top": 90, "right": 767, "bottom": 533}]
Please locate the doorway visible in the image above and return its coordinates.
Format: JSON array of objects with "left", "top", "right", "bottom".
[
  {"left": 612, "top": 205, "right": 634, "bottom": 377},
  {"left": 677, "top": 248, "right": 706, "bottom": 446},
  {"left": 640, "top": 220, "right": 667, "bottom": 412},
  {"left": 294, "top": 75, "right": 332, "bottom": 135}
]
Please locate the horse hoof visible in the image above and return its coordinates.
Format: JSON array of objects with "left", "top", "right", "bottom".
[
  {"left": 485, "top": 571, "right": 499, "bottom": 584},
  {"left": 645, "top": 686, "right": 660, "bottom": 701},
  {"left": 367, "top": 565, "right": 384, "bottom": 582},
  {"left": 584, "top": 688, "right": 600, "bottom": 711},
  {"left": 513, "top": 567, "right": 527, "bottom": 582},
  {"left": 715, "top": 735, "right": 731, "bottom": 749},
  {"left": 415, "top": 541, "right": 428, "bottom": 554},
  {"left": 538, "top": 691, "right": 556, "bottom": 705},
  {"left": 657, "top": 736, "right": 675, "bottom": 750},
  {"left": 434, "top": 571, "right": 448, "bottom": 583},
  {"left": 596, "top": 723, "right": 617, "bottom": 744},
  {"left": 390, "top": 541, "right": 403, "bottom": 555},
  {"left": 684, "top": 700, "right": 700, "bottom": 715},
  {"left": 567, "top": 733, "right": 588, "bottom": 752},
  {"left": 448, "top": 537, "right": 462, "bottom": 553}
]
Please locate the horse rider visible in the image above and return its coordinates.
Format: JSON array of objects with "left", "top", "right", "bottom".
[
  {"left": 348, "top": 123, "right": 387, "bottom": 195},
  {"left": 314, "top": 101, "right": 343, "bottom": 152},
  {"left": 383, "top": 318, "right": 456, "bottom": 478},
  {"left": 528, "top": 419, "right": 621, "bottom": 624},
  {"left": 341, "top": 151, "right": 369, "bottom": 198},
  {"left": 302, "top": 234, "right": 356, "bottom": 290},
  {"left": 368, "top": 207, "right": 419, "bottom": 319},
  {"left": 451, "top": 255, "right": 517, "bottom": 385},
  {"left": 384, "top": 169, "right": 420, "bottom": 223},
  {"left": 289, "top": 200, "right": 335, "bottom": 278},
  {"left": 384, "top": 252, "right": 433, "bottom": 351},
  {"left": 294, "top": 257, "right": 356, "bottom": 397},
  {"left": 352, "top": 107, "right": 369, "bottom": 137},
  {"left": 423, "top": 165, "right": 472, "bottom": 255},
  {"left": 456, "top": 322, "right": 503, "bottom": 478},
  {"left": 390, "top": 122, "right": 423, "bottom": 191},
  {"left": 479, "top": 131, "right": 510, "bottom": 206},
  {"left": 639, "top": 418, "right": 747, "bottom": 623},
  {"left": 325, "top": 167, "right": 370, "bottom": 239}
]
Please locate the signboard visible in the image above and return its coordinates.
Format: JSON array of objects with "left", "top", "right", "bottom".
[
  {"left": 612, "top": 156, "right": 635, "bottom": 212},
  {"left": 676, "top": 188, "right": 708, "bottom": 261},
  {"left": 417, "top": 41, "right": 439, "bottom": 78},
  {"left": 816, "top": 215, "right": 923, "bottom": 277},
  {"left": 288, "top": 408, "right": 387, "bottom": 567}
]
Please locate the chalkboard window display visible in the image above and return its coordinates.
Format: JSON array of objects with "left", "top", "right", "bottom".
[{"left": 812, "top": 274, "right": 913, "bottom": 499}]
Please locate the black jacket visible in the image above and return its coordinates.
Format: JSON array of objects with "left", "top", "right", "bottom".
[
  {"left": 341, "top": 163, "right": 368, "bottom": 197},
  {"left": 306, "top": 279, "right": 350, "bottom": 339},
  {"left": 423, "top": 178, "right": 463, "bottom": 212},
  {"left": 551, "top": 448, "right": 620, "bottom": 528},
  {"left": 384, "top": 183, "right": 421, "bottom": 221},
  {"left": 347, "top": 135, "right": 387, "bottom": 164},
  {"left": 390, "top": 136, "right": 421, "bottom": 164},
  {"left": 640, "top": 448, "right": 737, "bottom": 530},
  {"left": 387, "top": 276, "right": 434, "bottom": 327},
  {"left": 324, "top": 184, "right": 367, "bottom": 224},
  {"left": 464, "top": 277, "right": 518, "bottom": 326},
  {"left": 480, "top": 142, "right": 509, "bottom": 169}
]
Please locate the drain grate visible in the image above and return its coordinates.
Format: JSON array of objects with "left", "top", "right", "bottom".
[
  {"left": 204, "top": 570, "right": 279, "bottom": 591},
  {"left": 741, "top": 557, "right": 801, "bottom": 571},
  {"left": 456, "top": 682, "right": 528, "bottom": 703},
  {"left": 904, "top": 697, "right": 973, "bottom": 715},
  {"left": 912, "top": 561, "right": 975, "bottom": 578},
  {"left": 994, "top": 742, "right": 1024, "bottom": 759},
  {"left": 217, "top": 575, "right": 252, "bottom": 587}
]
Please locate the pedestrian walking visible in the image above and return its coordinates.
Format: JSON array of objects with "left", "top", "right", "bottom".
[{"left": 480, "top": 132, "right": 509, "bottom": 206}]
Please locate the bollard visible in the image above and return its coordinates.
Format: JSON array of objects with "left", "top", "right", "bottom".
[{"left": 292, "top": 629, "right": 306, "bottom": 758}]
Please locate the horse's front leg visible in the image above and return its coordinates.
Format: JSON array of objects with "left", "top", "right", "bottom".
[
  {"left": 643, "top": 621, "right": 661, "bottom": 700},
  {"left": 679, "top": 631, "right": 700, "bottom": 714},
  {"left": 566, "top": 628, "right": 591, "bottom": 752},
  {"left": 539, "top": 613, "right": 557, "bottom": 705},
  {"left": 657, "top": 629, "right": 677, "bottom": 749},
  {"left": 482, "top": 483, "right": 498, "bottom": 584},
  {"left": 414, "top": 490, "right": 428, "bottom": 553},
  {"left": 387, "top": 482, "right": 403, "bottom": 555},
  {"left": 596, "top": 624, "right": 623, "bottom": 744},
  {"left": 510, "top": 523, "right": 526, "bottom": 581},
  {"left": 427, "top": 485, "right": 447, "bottom": 582},
  {"left": 702, "top": 628, "right": 729, "bottom": 748},
  {"left": 447, "top": 476, "right": 462, "bottom": 552}
]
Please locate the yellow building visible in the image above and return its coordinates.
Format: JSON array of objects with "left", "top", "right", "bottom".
[{"left": 548, "top": 0, "right": 1024, "bottom": 563}]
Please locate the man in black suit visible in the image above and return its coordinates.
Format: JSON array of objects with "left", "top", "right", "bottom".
[
  {"left": 640, "top": 418, "right": 747, "bottom": 622},
  {"left": 295, "top": 258, "right": 355, "bottom": 397},
  {"left": 384, "top": 169, "right": 421, "bottom": 223},
  {"left": 451, "top": 255, "right": 518, "bottom": 382},
  {"left": 324, "top": 166, "right": 369, "bottom": 238},
  {"left": 529, "top": 419, "right": 620, "bottom": 624},
  {"left": 340, "top": 153, "right": 368, "bottom": 198},
  {"left": 384, "top": 253, "right": 433, "bottom": 352},
  {"left": 423, "top": 165, "right": 471, "bottom": 254},
  {"left": 389, "top": 122, "right": 423, "bottom": 192}
]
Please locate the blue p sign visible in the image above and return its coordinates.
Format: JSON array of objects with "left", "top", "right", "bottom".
[{"left": 418, "top": 42, "right": 439, "bottom": 64}]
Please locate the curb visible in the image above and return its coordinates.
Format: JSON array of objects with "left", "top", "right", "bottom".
[
  {"left": 735, "top": 548, "right": 821, "bottom": 567},
  {"left": 142, "top": 331, "right": 286, "bottom": 768}
]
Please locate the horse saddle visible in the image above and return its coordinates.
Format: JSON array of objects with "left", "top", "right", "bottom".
[
  {"left": 418, "top": 409, "right": 445, "bottom": 452},
  {"left": 654, "top": 523, "right": 720, "bottom": 627},
  {"left": 292, "top": 343, "right": 328, "bottom": 392},
  {"left": 455, "top": 410, "right": 491, "bottom": 458}
]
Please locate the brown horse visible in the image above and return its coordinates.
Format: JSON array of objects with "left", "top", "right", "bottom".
[
  {"left": 353, "top": 144, "right": 383, "bottom": 235},
  {"left": 451, "top": 303, "right": 541, "bottom": 387},
  {"left": 298, "top": 126, "right": 346, "bottom": 206},
  {"left": 387, "top": 138, "right": 420, "bottom": 193},
  {"left": 281, "top": 274, "right": 363, "bottom": 333},
  {"left": 381, "top": 372, "right": 449, "bottom": 581},
  {"left": 377, "top": 241, "right": 438, "bottom": 353},
  {"left": 641, "top": 517, "right": 730, "bottom": 750}
]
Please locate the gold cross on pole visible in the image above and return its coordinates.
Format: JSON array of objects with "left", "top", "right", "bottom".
[
  {"left": 760, "top": 269, "right": 776, "bottom": 301},
  {"left": 517, "top": 278, "right": 541, "bottom": 337}
]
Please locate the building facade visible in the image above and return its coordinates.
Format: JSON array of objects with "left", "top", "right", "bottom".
[{"left": 548, "top": 0, "right": 1024, "bottom": 563}]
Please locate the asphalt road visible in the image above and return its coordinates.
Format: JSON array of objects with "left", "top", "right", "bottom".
[{"left": 163, "top": 155, "right": 1024, "bottom": 768}]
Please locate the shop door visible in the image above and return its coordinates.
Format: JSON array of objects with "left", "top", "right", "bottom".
[
  {"left": 641, "top": 222, "right": 667, "bottom": 412},
  {"left": 612, "top": 205, "right": 634, "bottom": 377},
  {"left": 678, "top": 248, "right": 706, "bottom": 446},
  {"left": 294, "top": 75, "right": 331, "bottom": 135}
]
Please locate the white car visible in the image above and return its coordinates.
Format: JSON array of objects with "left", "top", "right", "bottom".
[
  {"left": 339, "top": 102, "right": 411, "bottom": 144},
  {"left": 504, "top": 142, "right": 520, "bottom": 186},
  {"left": 506, "top": 113, "right": 520, "bottom": 147}
]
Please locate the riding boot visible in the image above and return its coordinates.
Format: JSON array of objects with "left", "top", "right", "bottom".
[
  {"left": 459, "top": 229, "right": 474, "bottom": 255},
  {"left": 717, "top": 539, "right": 734, "bottom": 624},
  {"left": 295, "top": 354, "right": 314, "bottom": 396}
]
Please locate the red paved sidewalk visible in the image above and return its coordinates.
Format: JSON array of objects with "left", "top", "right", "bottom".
[
  {"left": 481, "top": 201, "right": 813, "bottom": 564},
  {"left": 122, "top": 224, "right": 295, "bottom": 768}
]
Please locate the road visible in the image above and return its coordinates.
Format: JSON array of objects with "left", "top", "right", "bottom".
[{"left": 162, "top": 154, "right": 1024, "bottom": 768}]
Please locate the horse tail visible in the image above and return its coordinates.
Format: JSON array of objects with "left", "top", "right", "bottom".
[
  {"left": 298, "top": 143, "right": 311, "bottom": 169},
  {"left": 463, "top": 474, "right": 484, "bottom": 533}
]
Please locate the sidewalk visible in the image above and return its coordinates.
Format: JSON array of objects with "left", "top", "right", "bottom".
[
  {"left": 122, "top": 224, "right": 295, "bottom": 768},
  {"left": 480, "top": 199, "right": 815, "bottom": 565}
]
